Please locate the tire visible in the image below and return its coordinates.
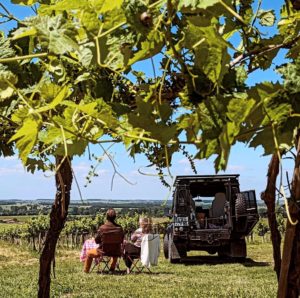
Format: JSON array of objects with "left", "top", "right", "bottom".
[
  {"left": 170, "top": 256, "right": 180, "bottom": 263},
  {"left": 178, "top": 247, "right": 187, "bottom": 258},
  {"left": 230, "top": 239, "right": 246, "bottom": 259},
  {"left": 163, "top": 234, "right": 169, "bottom": 259},
  {"left": 217, "top": 245, "right": 230, "bottom": 258},
  {"left": 235, "top": 194, "right": 248, "bottom": 232},
  {"left": 235, "top": 194, "right": 247, "bottom": 218},
  {"left": 207, "top": 249, "right": 217, "bottom": 255},
  {"left": 168, "top": 234, "right": 180, "bottom": 263}
]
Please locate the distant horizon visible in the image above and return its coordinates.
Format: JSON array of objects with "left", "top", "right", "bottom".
[
  {"left": 0, "top": 197, "right": 276, "bottom": 203},
  {"left": 0, "top": 198, "right": 171, "bottom": 202}
]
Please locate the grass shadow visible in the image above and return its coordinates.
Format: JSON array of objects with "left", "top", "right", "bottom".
[
  {"left": 96, "top": 270, "right": 171, "bottom": 276},
  {"left": 180, "top": 256, "right": 270, "bottom": 267}
]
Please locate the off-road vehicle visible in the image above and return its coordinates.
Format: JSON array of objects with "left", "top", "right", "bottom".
[{"left": 164, "top": 175, "right": 259, "bottom": 262}]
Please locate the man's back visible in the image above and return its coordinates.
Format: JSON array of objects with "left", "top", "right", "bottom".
[
  {"left": 95, "top": 221, "right": 124, "bottom": 256},
  {"left": 99, "top": 221, "right": 123, "bottom": 236}
]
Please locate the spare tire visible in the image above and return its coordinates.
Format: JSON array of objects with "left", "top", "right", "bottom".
[
  {"left": 235, "top": 194, "right": 248, "bottom": 232},
  {"left": 235, "top": 193, "right": 247, "bottom": 218}
]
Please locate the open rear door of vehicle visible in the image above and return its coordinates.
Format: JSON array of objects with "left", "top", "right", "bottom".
[{"left": 241, "top": 190, "right": 259, "bottom": 234}]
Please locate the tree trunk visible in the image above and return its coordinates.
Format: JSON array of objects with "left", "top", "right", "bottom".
[
  {"left": 38, "top": 156, "right": 72, "bottom": 298},
  {"left": 32, "top": 236, "right": 36, "bottom": 251},
  {"left": 261, "top": 153, "right": 282, "bottom": 280},
  {"left": 278, "top": 131, "right": 300, "bottom": 298}
]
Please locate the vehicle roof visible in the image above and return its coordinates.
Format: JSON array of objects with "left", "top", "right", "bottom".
[{"left": 173, "top": 175, "right": 240, "bottom": 186}]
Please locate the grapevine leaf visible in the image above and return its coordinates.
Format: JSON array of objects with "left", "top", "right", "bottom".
[
  {"left": 263, "top": 97, "right": 292, "bottom": 125},
  {"left": 185, "top": 17, "right": 230, "bottom": 84},
  {"left": 226, "top": 95, "right": 255, "bottom": 125},
  {"left": 257, "top": 9, "right": 276, "bottom": 27},
  {"left": 39, "top": 0, "right": 85, "bottom": 12},
  {"left": 55, "top": 139, "right": 88, "bottom": 156},
  {"left": 79, "top": 9, "right": 99, "bottom": 34},
  {"left": 0, "top": 38, "right": 16, "bottom": 59},
  {"left": 25, "top": 158, "right": 46, "bottom": 174},
  {"left": 11, "top": 0, "right": 38, "bottom": 4},
  {"left": 12, "top": 27, "right": 37, "bottom": 40},
  {"left": 178, "top": 0, "right": 220, "bottom": 10},
  {"left": 62, "top": 101, "right": 98, "bottom": 116},
  {"left": 35, "top": 85, "right": 71, "bottom": 113},
  {"left": 249, "top": 127, "right": 293, "bottom": 155},
  {"left": 218, "top": 122, "right": 237, "bottom": 170},
  {"left": 23, "top": 15, "right": 79, "bottom": 55},
  {"left": 127, "top": 31, "right": 164, "bottom": 66},
  {"left": 9, "top": 118, "right": 40, "bottom": 164},
  {"left": 0, "top": 68, "right": 18, "bottom": 100},
  {"left": 98, "top": 0, "right": 123, "bottom": 13}
]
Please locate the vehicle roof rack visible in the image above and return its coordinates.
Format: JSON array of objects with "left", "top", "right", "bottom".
[{"left": 173, "top": 175, "right": 240, "bottom": 186}]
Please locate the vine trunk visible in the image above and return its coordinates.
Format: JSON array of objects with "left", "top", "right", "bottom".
[
  {"left": 261, "top": 153, "right": 281, "bottom": 280},
  {"left": 278, "top": 131, "right": 300, "bottom": 298},
  {"left": 38, "top": 156, "right": 72, "bottom": 298}
]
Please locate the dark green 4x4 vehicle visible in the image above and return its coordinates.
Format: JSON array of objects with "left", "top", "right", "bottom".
[{"left": 164, "top": 175, "right": 259, "bottom": 262}]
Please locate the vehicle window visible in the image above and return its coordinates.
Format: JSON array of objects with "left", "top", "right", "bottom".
[{"left": 193, "top": 196, "right": 214, "bottom": 210}]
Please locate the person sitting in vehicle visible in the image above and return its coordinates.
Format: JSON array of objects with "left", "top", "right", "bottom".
[
  {"left": 83, "top": 208, "right": 124, "bottom": 273},
  {"left": 196, "top": 212, "right": 206, "bottom": 229},
  {"left": 123, "top": 217, "right": 152, "bottom": 273}
]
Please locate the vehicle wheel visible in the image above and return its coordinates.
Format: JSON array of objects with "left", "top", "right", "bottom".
[
  {"left": 178, "top": 247, "right": 187, "bottom": 258},
  {"left": 230, "top": 239, "right": 246, "bottom": 259},
  {"left": 170, "top": 256, "right": 180, "bottom": 263},
  {"left": 207, "top": 250, "right": 217, "bottom": 255},
  {"left": 163, "top": 234, "right": 169, "bottom": 259},
  {"left": 168, "top": 234, "right": 180, "bottom": 263},
  {"left": 217, "top": 245, "right": 230, "bottom": 258}
]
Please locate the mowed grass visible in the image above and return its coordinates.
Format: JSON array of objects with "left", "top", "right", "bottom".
[{"left": 0, "top": 240, "right": 277, "bottom": 298}]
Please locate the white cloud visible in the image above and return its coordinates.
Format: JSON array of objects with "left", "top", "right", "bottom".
[
  {"left": 0, "top": 164, "right": 24, "bottom": 176},
  {"left": 178, "top": 158, "right": 189, "bottom": 165},
  {"left": 0, "top": 156, "right": 18, "bottom": 161},
  {"left": 73, "top": 162, "right": 90, "bottom": 173},
  {"left": 226, "top": 164, "right": 246, "bottom": 172}
]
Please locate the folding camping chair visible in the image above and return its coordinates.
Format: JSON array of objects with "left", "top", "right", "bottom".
[
  {"left": 124, "top": 233, "right": 160, "bottom": 274},
  {"left": 123, "top": 242, "right": 150, "bottom": 274},
  {"left": 96, "top": 230, "right": 124, "bottom": 274}
]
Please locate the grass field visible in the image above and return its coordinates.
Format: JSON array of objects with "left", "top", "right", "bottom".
[
  {"left": 0, "top": 216, "right": 28, "bottom": 232},
  {"left": 0, "top": 215, "right": 32, "bottom": 223},
  {"left": 0, "top": 224, "right": 23, "bottom": 232},
  {"left": 0, "top": 240, "right": 277, "bottom": 298}
]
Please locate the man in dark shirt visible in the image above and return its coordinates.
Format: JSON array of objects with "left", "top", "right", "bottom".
[{"left": 84, "top": 208, "right": 124, "bottom": 273}]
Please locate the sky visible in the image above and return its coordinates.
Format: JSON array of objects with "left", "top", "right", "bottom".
[{"left": 0, "top": 0, "right": 294, "bottom": 202}]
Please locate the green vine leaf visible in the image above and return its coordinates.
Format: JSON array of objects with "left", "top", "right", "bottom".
[
  {"left": 127, "top": 31, "right": 164, "bottom": 66},
  {"left": 35, "top": 85, "right": 71, "bottom": 113},
  {"left": 257, "top": 9, "right": 276, "bottom": 27},
  {"left": 9, "top": 118, "right": 40, "bottom": 164},
  {"left": 0, "top": 68, "right": 18, "bottom": 100},
  {"left": 178, "top": 0, "right": 220, "bottom": 10},
  {"left": 11, "top": 0, "right": 39, "bottom": 5}
]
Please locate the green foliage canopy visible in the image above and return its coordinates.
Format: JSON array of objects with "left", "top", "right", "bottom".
[{"left": 1, "top": 0, "right": 300, "bottom": 177}]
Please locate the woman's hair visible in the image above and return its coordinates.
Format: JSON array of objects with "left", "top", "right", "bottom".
[{"left": 139, "top": 217, "right": 152, "bottom": 233}]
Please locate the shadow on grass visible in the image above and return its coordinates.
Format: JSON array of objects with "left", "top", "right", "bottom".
[
  {"left": 180, "top": 256, "right": 270, "bottom": 267},
  {"left": 96, "top": 270, "right": 171, "bottom": 276}
]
